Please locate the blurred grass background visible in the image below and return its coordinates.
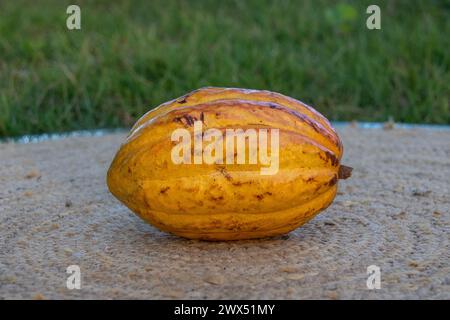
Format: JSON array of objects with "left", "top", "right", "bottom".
[{"left": 0, "top": 0, "right": 449, "bottom": 137}]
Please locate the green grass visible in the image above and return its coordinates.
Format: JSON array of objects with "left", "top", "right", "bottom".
[{"left": 0, "top": 0, "right": 449, "bottom": 137}]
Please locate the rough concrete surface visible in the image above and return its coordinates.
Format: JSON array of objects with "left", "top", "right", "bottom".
[{"left": 0, "top": 127, "right": 449, "bottom": 299}]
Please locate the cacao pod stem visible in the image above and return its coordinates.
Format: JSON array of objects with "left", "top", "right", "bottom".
[{"left": 338, "top": 165, "right": 353, "bottom": 180}]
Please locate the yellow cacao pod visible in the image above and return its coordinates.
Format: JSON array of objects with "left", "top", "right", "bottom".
[{"left": 107, "top": 87, "right": 351, "bottom": 240}]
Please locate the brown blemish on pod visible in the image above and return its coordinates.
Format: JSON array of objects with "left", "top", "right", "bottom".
[
  {"left": 160, "top": 187, "right": 170, "bottom": 194},
  {"left": 328, "top": 175, "right": 338, "bottom": 187},
  {"left": 210, "top": 195, "right": 224, "bottom": 201},
  {"left": 176, "top": 92, "right": 192, "bottom": 104},
  {"left": 319, "top": 150, "right": 339, "bottom": 167},
  {"left": 232, "top": 181, "right": 252, "bottom": 186},
  {"left": 173, "top": 114, "right": 197, "bottom": 127},
  {"left": 255, "top": 192, "right": 273, "bottom": 200},
  {"left": 218, "top": 167, "right": 232, "bottom": 181}
]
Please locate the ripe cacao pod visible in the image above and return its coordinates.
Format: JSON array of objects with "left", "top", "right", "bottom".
[{"left": 107, "top": 87, "right": 351, "bottom": 240}]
